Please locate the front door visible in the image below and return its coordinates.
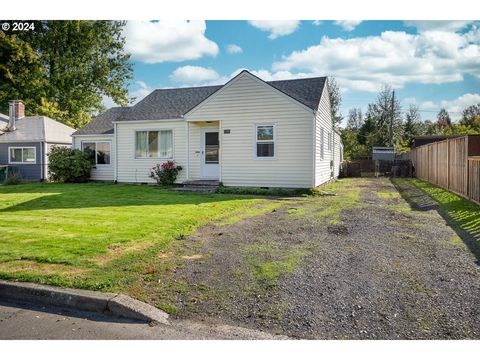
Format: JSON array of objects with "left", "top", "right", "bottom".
[{"left": 200, "top": 129, "right": 219, "bottom": 179}]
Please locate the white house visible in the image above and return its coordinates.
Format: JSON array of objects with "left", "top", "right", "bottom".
[{"left": 72, "top": 70, "right": 343, "bottom": 188}]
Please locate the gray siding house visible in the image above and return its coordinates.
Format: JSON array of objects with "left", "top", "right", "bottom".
[{"left": 0, "top": 101, "right": 75, "bottom": 181}]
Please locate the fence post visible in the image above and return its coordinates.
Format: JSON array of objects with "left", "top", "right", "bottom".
[
  {"left": 447, "top": 139, "right": 450, "bottom": 190},
  {"left": 466, "top": 136, "right": 469, "bottom": 199}
]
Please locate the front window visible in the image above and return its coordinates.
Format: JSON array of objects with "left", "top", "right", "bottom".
[
  {"left": 255, "top": 125, "right": 275, "bottom": 158},
  {"left": 9, "top": 147, "right": 36, "bottom": 164},
  {"left": 82, "top": 141, "right": 111, "bottom": 165},
  {"left": 135, "top": 130, "right": 173, "bottom": 158}
]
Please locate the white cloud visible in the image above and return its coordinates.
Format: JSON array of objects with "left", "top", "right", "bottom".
[
  {"left": 267, "top": 29, "right": 480, "bottom": 93},
  {"left": 131, "top": 80, "right": 154, "bottom": 104},
  {"left": 334, "top": 20, "right": 362, "bottom": 31},
  {"left": 248, "top": 20, "right": 300, "bottom": 39},
  {"left": 312, "top": 20, "right": 322, "bottom": 26},
  {"left": 405, "top": 93, "right": 480, "bottom": 121},
  {"left": 226, "top": 44, "right": 243, "bottom": 54},
  {"left": 404, "top": 21, "right": 474, "bottom": 33},
  {"left": 170, "top": 66, "right": 221, "bottom": 85},
  {"left": 124, "top": 20, "right": 218, "bottom": 64}
]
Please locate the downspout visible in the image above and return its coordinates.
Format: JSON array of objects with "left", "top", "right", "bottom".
[
  {"left": 43, "top": 142, "right": 48, "bottom": 181},
  {"left": 114, "top": 122, "right": 118, "bottom": 183},
  {"left": 312, "top": 110, "right": 317, "bottom": 188},
  {"left": 185, "top": 119, "right": 190, "bottom": 181},
  {"left": 40, "top": 141, "right": 44, "bottom": 181}
]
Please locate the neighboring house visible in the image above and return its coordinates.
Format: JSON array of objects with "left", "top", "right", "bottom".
[
  {"left": 412, "top": 134, "right": 464, "bottom": 148},
  {"left": 72, "top": 70, "right": 343, "bottom": 188},
  {"left": 0, "top": 100, "right": 75, "bottom": 181}
]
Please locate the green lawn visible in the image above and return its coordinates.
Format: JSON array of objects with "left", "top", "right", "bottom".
[{"left": 0, "top": 183, "right": 282, "bottom": 291}]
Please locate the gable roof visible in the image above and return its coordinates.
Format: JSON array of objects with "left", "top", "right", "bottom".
[
  {"left": 72, "top": 107, "right": 129, "bottom": 136},
  {"left": 0, "top": 116, "right": 75, "bottom": 143},
  {"left": 74, "top": 71, "right": 327, "bottom": 135}
]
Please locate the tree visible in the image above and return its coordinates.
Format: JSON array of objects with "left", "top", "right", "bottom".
[
  {"left": 436, "top": 108, "right": 451, "bottom": 130},
  {"left": 0, "top": 32, "right": 47, "bottom": 115},
  {"left": 347, "top": 108, "right": 363, "bottom": 130},
  {"left": 403, "top": 105, "right": 421, "bottom": 145},
  {"left": 460, "top": 103, "right": 480, "bottom": 131},
  {"left": 2, "top": 21, "right": 133, "bottom": 128},
  {"left": 328, "top": 77, "right": 343, "bottom": 129}
]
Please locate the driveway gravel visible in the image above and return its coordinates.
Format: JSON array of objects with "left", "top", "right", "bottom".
[{"left": 164, "top": 178, "right": 480, "bottom": 339}]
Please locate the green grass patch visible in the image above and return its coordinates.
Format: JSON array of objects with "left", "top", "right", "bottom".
[
  {"left": 0, "top": 182, "right": 283, "bottom": 291},
  {"left": 393, "top": 178, "right": 480, "bottom": 254},
  {"left": 241, "top": 243, "right": 305, "bottom": 286},
  {"left": 156, "top": 302, "right": 180, "bottom": 316},
  {"left": 377, "top": 191, "right": 400, "bottom": 199},
  {"left": 288, "top": 178, "right": 362, "bottom": 224}
]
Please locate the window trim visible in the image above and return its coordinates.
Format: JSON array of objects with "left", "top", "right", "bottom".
[
  {"left": 81, "top": 140, "right": 112, "bottom": 166},
  {"left": 254, "top": 123, "right": 277, "bottom": 160},
  {"left": 328, "top": 131, "right": 333, "bottom": 151},
  {"left": 133, "top": 128, "right": 175, "bottom": 160},
  {"left": 8, "top": 146, "right": 36, "bottom": 164}
]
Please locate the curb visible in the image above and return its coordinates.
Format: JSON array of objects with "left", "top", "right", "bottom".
[{"left": 0, "top": 280, "right": 169, "bottom": 325}]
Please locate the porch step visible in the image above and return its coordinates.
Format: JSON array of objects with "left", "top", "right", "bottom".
[{"left": 170, "top": 180, "right": 220, "bottom": 194}]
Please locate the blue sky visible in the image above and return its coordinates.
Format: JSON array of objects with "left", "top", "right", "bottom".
[{"left": 118, "top": 20, "right": 480, "bottom": 124}]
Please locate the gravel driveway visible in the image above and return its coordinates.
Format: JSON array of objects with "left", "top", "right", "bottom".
[{"left": 155, "top": 178, "right": 480, "bottom": 339}]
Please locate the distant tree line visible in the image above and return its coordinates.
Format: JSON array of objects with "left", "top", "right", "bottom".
[{"left": 328, "top": 79, "right": 480, "bottom": 160}]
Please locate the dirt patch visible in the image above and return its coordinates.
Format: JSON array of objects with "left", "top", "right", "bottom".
[
  {"left": 149, "top": 178, "right": 480, "bottom": 339},
  {"left": 0, "top": 260, "right": 86, "bottom": 276}
]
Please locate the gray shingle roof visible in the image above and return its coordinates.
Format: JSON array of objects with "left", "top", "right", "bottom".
[
  {"left": 74, "top": 71, "right": 327, "bottom": 135},
  {"left": 117, "top": 85, "right": 222, "bottom": 121},
  {"left": 72, "top": 107, "right": 129, "bottom": 136}
]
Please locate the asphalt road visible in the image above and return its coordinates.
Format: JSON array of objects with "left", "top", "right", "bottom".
[{"left": 0, "top": 300, "right": 285, "bottom": 340}]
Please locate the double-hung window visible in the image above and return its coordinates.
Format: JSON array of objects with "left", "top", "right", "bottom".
[
  {"left": 82, "top": 141, "right": 111, "bottom": 165},
  {"left": 135, "top": 130, "right": 173, "bottom": 158},
  {"left": 255, "top": 125, "right": 275, "bottom": 159},
  {"left": 9, "top": 147, "right": 36, "bottom": 164}
]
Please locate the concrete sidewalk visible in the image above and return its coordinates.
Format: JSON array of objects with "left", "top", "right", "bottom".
[{"left": 0, "top": 300, "right": 286, "bottom": 340}]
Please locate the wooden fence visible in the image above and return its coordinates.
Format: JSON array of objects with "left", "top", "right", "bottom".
[{"left": 398, "top": 135, "right": 480, "bottom": 204}]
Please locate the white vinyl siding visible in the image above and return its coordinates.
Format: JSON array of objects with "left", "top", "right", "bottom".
[
  {"left": 73, "top": 135, "right": 114, "bottom": 181},
  {"left": 116, "top": 120, "right": 186, "bottom": 183},
  {"left": 314, "top": 83, "right": 335, "bottom": 187},
  {"left": 186, "top": 72, "right": 314, "bottom": 188},
  {"left": 333, "top": 132, "right": 343, "bottom": 178}
]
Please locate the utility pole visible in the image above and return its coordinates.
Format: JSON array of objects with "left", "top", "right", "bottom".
[{"left": 390, "top": 90, "right": 395, "bottom": 147}]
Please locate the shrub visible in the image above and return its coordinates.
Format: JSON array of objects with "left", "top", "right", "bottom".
[
  {"left": 149, "top": 161, "right": 183, "bottom": 186},
  {"left": 217, "top": 185, "right": 313, "bottom": 197},
  {"left": 4, "top": 171, "right": 22, "bottom": 185},
  {"left": 48, "top": 146, "right": 93, "bottom": 183}
]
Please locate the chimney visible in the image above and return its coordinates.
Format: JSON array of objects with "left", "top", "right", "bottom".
[{"left": 8, "top": 100, "right": 25, "bottom": 131}]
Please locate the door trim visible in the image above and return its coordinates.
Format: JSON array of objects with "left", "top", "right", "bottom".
[{"left": 200, "top": 127, "right": 220, "bottom": 180}]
